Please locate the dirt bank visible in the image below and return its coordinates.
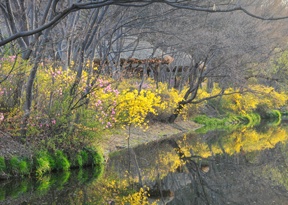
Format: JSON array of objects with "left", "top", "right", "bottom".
[
  {"left": 0, "top": 131, "right": 32, "bottom": 159},
  {"left": 100, "top": 120, "right": 201, "bottom": 157},
  {"left": 0, "top": 120, "right": 201, "bottom": 160}
]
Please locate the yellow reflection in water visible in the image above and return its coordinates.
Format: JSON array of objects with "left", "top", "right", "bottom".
[{"left": 158, "top": 126, "right": 288, "bottom": 176}]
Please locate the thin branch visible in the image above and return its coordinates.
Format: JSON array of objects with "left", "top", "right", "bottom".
[
  {"left": 190, "top": 90, "right": 246, "bottom": 104},
  {"left": 164, "top": 1, "right": 288, "bottom": 20},
  {"left": 2, "top": 0, "right": 288, "bottom": 47},
  {"left": 0, "top": 0, "right": 115, "bottom": 46},
  {"left": 244, "top": 74, "right": 279, "bottom": 81},
  {"left": 0, "top": 54, "right": 18, "bottom": 84}
]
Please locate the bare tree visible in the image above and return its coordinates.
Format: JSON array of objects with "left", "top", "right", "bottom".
[
  {"left": 1, "top": 0, "right": 288, "bottom": 136},
  {"left": 2, "top": 0, "right": 288, "bottom": 48}
]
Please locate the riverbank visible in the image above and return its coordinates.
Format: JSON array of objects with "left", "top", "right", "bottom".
[
  {"left": 0, "top": 131, "right": 32, "bottom": 160},
  {"left": 100, "top": 120, "right": 201, "bottom": 158},
  {"left": 0, "top": 120, "right": 201, "bottom": 159},
  {"left": 0, "top": 120, "right": 201, "bottom": 179}
]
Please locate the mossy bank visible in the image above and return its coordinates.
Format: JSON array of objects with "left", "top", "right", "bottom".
[{"left": 0, "top": 146, "right": 103, "bottom": 179}]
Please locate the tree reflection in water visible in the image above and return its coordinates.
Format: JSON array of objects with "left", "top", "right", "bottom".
[
  {"left": 2, "top": 123, "right": 288, "bottom": 204},
  {"left": 0, "top": 166, "right": 103, "bottom": 205},
  {"left": 107, "top": 123, "right": 288, "bottom": 205}
]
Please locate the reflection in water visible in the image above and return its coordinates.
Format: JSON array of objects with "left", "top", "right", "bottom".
[
  {"left": 1, "top": 123, "right": 288, "bottom": 204},
  {"left": 0, "top": 166, "right": 103, "bottom": 205},
  {"left": 107, "top": 123, "right": 288, "bottom": 204}
]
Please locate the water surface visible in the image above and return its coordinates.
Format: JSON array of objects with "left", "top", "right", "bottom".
[{"left": 1, "top": 121, "right": 288, "bottom": 204}]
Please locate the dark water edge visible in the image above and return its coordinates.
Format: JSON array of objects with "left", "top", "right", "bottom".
[{"left": 0, "top": 167, "right": 101, "bottom": 205}]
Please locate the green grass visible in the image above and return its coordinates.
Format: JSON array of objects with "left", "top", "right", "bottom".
[
  {"left": 9, "top": 157, "right": 19, "bottom": 174},
  {"left": 0, "top": 188, "right": 5, "bottom": 201},
  {"left": 192, "top": 115, "right": 238, "bottom": 133},
  {"left": 9, "top": 157, "right": 30, "bottom": 176},
  {"left": 76, "top": 153, "right": 83, "bottom": 167},
  {"left": 35, "top": 151, "right": 55, "bottom": 177},
  {"left": 83, "top": 147, "right": 104, "bottom": 179},
  {"left": 18, "top": 160, "right": 29, "bottom": 176},
  {"left": 193, "top": 115, "right": 227, "bottom": 127},
  {"left": 81, "top": 150, "right": 89, "bottom": 164},
  {"left": 3, "top": 147, "right": 104, "bottom": 177},
  {"left": 266, "top": 109, "right": 281, "bottom": 120},
  {"left": 54, "top": 150, "right": 70, "bottom": 171},
  {"left": 75, "top": 150, "right": 90, "bottom": 168},
  {"left": 93, "top": 152, "right": 104, "bottom": 166},
  {"left": 238, "top": 112, "right": 261, "bottom": 127},
  {"left": 193, "top": 112, "right": 263, "bottom": 133},
  {"left": 0, "top": 156, "right": 6, "bottom": 172}
]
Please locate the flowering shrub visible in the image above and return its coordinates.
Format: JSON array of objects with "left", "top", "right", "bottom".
[
  {"left": 222, "top": 85, "right": 287, "bottom": 114},
  {"left": 0, "top": 113, "right": 4, "bottom": 123},
  {"left": 116, "top": 89, "right": 166, "bottom": 129},
  {"left": 117, "top": 79, "right": 193, "bottom": 121},
  {"left": 155, "top": 82, "right": 190, "bottom": 120},
  {"left": 0, "top": 56, "right": 29, "bottom": 132},
  {"left": 195, "top": 83, "right": 287, "bottom": 115},
  {"left": 1, "top": 56, "right": 288, "bottom": 153}
]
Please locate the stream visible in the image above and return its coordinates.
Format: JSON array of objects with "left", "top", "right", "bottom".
[{"left": 1, "top": 121, "right": 288, "bottom": 204}]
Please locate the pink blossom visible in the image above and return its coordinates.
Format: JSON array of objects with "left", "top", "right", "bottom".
[
  {"left": 106, "top": 122, "right": 112, "bottom": 128},
  {"left": 104, "top": 84, "right": 112, "bottom": 92},
  {"left": 113, "top": 89, "right": 120, "bottom": 95},
  {"left": 51, "top": 119, "right": 56, "bottom": 124},
  {"left": 8, "top": 55, "right": 16, "bottom": 62},
  {"left": 0, "top": 113, "right": 4, "bottom": 123},
  {"left": 58, "top": 88, "right": 62, "bottom": 96},
  {"left": 97, "top": 79, "right": 104, "bottom": 87},
  {"left": 95, "top": 100, "right": 102, "bottom": 106}
]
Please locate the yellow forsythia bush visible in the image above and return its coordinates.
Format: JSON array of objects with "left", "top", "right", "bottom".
[
  {"left": 155, "top": 82, "right": 191, "bottom": 120},
  {"left": 116, "top": 89, "right": 166, "bottom": 128},
  {"left": 196, "top": 83, "right": 287, "bottom": 114}
]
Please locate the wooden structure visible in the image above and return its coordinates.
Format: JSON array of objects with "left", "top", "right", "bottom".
[{"left": 93, "top": 55, "right": 174, "bottom": 78}]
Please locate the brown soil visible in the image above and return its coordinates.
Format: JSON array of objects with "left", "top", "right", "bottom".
[
  {"left": 0, "top": 131, "right": 32, "bottom": 159},
  {"left": 99, "top": 120, "right": 201, "bottom": 158}
]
